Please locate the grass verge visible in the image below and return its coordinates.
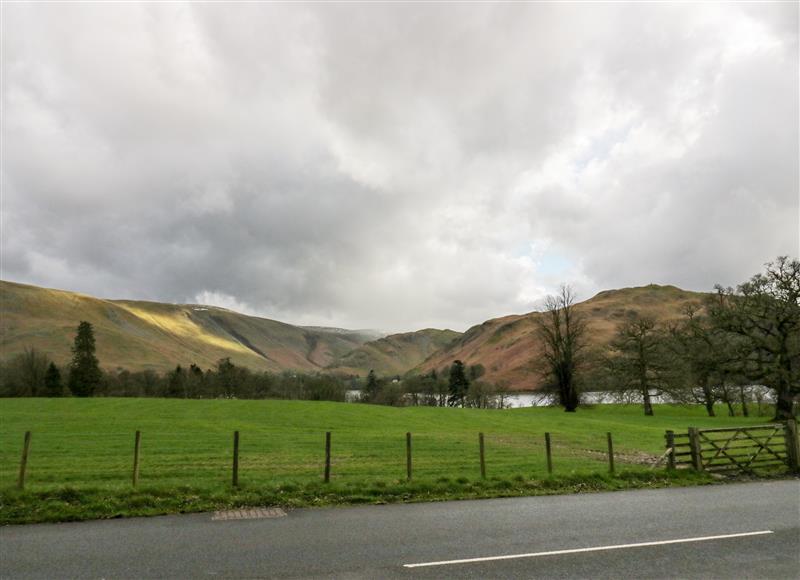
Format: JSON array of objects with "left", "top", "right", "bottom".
[{"left": 1, "top": 469, "right": 718, "bottom": 525}]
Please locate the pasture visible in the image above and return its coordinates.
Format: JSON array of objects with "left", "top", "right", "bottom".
[{"left": 0, "top": 398, "right": 778, "bottom": 523}]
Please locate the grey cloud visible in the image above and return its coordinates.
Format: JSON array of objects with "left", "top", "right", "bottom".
[{"left": 3, "top": 2, "right": 797, "bottom": 331}]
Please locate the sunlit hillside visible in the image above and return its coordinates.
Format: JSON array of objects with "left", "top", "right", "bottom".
[
  {"left": 417, "top": 285, "right": 709, "bottom": 391},
  {"left": 0, "top": 281, "right": 375, "bottom": 373}
]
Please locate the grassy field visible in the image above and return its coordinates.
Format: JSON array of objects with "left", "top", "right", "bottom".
[{"left": 0, "top": 398, "right": 782, "bottom": 524}]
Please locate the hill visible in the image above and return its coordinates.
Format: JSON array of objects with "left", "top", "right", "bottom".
[
  {"left": 326, "top": 328, "right": 462, "bottom": 377},
  {"left": 1, "top": 281, "right": 710, "bottom": 388},
  {"left": 0, "top": 280, "right": 376, "bottom": 373},
  {"left": 416, "top": 285, "right": 708, "bottom": 391}
]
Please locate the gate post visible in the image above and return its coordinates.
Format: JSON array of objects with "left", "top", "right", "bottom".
[
  {"left": 665, "top": 430, "right": 675, "bottom": 470},
  {"left": 688, "top": 427, "right": 703, "bottom": 471},
  {"left": 784, "top": 419, "right": 799, "bottom": 474}
]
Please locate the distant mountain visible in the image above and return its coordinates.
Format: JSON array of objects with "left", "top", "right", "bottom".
[
  {"left": 301, "top": 326, "right": 386, "bottom": 341},
  {"left": 1, "top": 280, "right": 709, "bottom": 389},
  {"left": 326, "top": 328, "right": 462, "bottom": 377},
  {"left": 415, "top": 285, "right": 708, "bottom": 390},
  {"left": 0, "top": 281, "right": 375, "bottom": 373}
]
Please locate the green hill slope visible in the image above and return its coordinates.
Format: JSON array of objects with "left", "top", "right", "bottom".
[
  {"left": 326, "top": 328, "right": 462, "bottom": 377},
  {"left": 0, "top": 281, "right": 374, "bottom": 372}
]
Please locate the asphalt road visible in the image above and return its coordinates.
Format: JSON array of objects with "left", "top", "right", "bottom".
[{"left": 1, "top": 480, "right": 798, "bottom": 579}]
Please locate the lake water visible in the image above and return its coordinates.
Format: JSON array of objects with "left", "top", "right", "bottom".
[
  {"left": 347, "top": 390, "right": 676, "bottom": 408},
  {"left": 346, "top": 388, "right": 773, "bottom": 408}
]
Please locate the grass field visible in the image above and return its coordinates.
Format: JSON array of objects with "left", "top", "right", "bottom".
[{"left": 0, "top": 398, "right": 782, "bottom": 524}]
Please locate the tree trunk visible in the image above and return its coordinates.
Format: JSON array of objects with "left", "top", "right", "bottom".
[
  {"left": 642, "top": 388, "right": 654, "bottom": 416},
  {"left": 701, "top": 379, "right": 715, "bottom": 417},
  {"left": 720, "top": 383, "right": 735, "bottom": 416},
  {"left": 775, "top": 381, "right": 794, "bottom": 421},
  {"left": 739, "top": 385, "right": 749, "bottom": 417},
  {"left": 639, "top": 366, "right": 653, "bottom": 416},
  {"left": 563, "top": 380, "right": 579, "bottom": 412}
]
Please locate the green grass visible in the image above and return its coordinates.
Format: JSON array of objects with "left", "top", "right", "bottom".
[{"left": 0, "top": 398, "right": 783, "bottom": 524}]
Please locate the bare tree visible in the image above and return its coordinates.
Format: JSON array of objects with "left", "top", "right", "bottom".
[
  {"left": 708, "top": 256, "right": 799, "bottom": 420},
  {"left": 536, "top": 285, "right": 587, "bottom": 412},
  {"left": 607, "top": 316, "right": 672, "bottom": 416},
  {"left": 1, "top": 348, "right": 51, "bottom": 397}
]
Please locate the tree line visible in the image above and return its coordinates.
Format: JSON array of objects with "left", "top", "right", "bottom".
[
  {"left": 358, "top": 362, "right": 510, "bottom": 409},
  {"left": 0, "top": 321, "right": 350, "bottom": 402},
  {"left": 538, "top": 257, "right": 798, "bottom": 420}
]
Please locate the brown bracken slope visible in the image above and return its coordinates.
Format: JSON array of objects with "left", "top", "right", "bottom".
[{"left": 415, "top": 285, "right": 708, "bottom": 391}]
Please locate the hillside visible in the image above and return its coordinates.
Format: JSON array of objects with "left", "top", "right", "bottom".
[
  {"left": 1, "top": 281, "right": 710, "bottom": 388},
  {"left": 326, "top": 328, "right": 462, "bottom": 377},
  {"left": 416, "top": 285, "right": 708, "bottom": 391},
  {"left": 0, "top": 281, "right": 376, "bottom": 373}
]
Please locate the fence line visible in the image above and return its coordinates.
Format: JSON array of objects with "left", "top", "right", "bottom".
[{"left": 10, "top": 422, "right": 797, "bottom": 489}]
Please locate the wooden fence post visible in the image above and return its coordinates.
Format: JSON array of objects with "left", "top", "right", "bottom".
[
  {"left": 607, "top": 432, "right": 615, "bottom": 474},
  {"left": 324, "top": 431, "right": 331, "bottom": 483},
  {"left": 479, "top": 433, "right": 486, "bottom": 479},
  {"left": 688, "top": 427, "right": 703, "bottom": 471},
  {"left": 132, "top": 430, "right": 142, "bottom": 487},
  {"left": 784, "top": 419, "right": 799, "bottom": 474},
  {"left": 545, "top": 432, "right": 553, "bottom": 474},
  {"left": 665, "top": 430, "right": 675, "bottom": 470},
  {"left": 406, "top": 432, "right": 412, "bottom": 481},
  {"left": 232, "top": 431, "right": 240, "bottom": 488},
  {"left": 17, "top": 431, "right": 31, "bottom": 490}
]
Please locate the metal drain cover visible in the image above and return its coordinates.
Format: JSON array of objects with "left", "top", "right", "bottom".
[{"left": 212, "top": 507, "right": 287, "bottom": 521}]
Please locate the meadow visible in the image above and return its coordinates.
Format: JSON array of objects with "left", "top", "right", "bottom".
[{"left": 0, "top": 398, "right": 780, "bottom": 524}]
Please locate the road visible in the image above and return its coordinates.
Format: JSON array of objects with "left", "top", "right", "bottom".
[{"left": 1, "top": 480, "right": 798, "bottom": 579}]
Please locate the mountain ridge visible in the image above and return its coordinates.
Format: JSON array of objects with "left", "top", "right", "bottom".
[{"left": 1, "top": 280, "right": 709, "bottom": 390}]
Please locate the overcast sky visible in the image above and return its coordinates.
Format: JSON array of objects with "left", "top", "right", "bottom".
[{"left": 2, "top": 2, "right": 798, "bottom": 332}]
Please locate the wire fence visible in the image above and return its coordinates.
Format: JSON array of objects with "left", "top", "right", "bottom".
[{"left": 5, "top": 429, "right": 629, "bottom": 490}]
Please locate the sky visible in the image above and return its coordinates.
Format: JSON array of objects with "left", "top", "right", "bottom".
[{"left": 2, "top": 2, "right": 798, "bottom": 333}]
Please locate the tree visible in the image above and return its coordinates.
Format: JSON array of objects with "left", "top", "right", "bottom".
[
  {"left": 708, "top": 256, "right": 800, "bottom": 420},
  {"left": 68, "top": 321, "right": 102, "bottom": 397},
  {"left": 364, "top": 369, "right": 380, "bottom": 402},
  {"left": 607, "top": 316, "right": 671, "bottom": 416},
  {"left": 468, "top": 364, "right": 486, "bottom": 382},
  {"left": 186, "top": 364, "right": 207, "bottom": 398},
  {"left": 11, "top": 348, "right": 50, "bottom": 397},
  {"left": 536, "top": 285, "right": 587, "bottom": 412},
  {"left": 166, "top": 365, "right": 187, "bottom": 398},
  {"left": 214, "top": 358, "right": 241, "bottom": 398},
  {"left": 447, "top": 360, "right": 470, "bottom": 407},
  {"left": 44, "top": 362, "right": 63, "bottom": 397},
  {"left": 668, "top": 304, "right": 755, "bottom": 417},
  {"left": 668, "top": 305, "right": 720, "bottom": 416},
  {"left": 466, "top": 380, "right": 498, "bottom": 409}
]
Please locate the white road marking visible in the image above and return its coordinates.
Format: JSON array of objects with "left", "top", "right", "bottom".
[{"left": 403, "top": 530, "right": 774, "bottom": 568}]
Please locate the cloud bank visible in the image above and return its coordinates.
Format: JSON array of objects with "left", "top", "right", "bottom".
[{"left": 3, "top": 3, "right": 798, "bottom": 331}]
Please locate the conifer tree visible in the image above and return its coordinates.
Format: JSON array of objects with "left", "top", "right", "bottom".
[
  {"left": 364, "top": 369, "right": 380, "bottom": 401},
  {"left": 68, "top": 321, "right": 101, "bottom": 397},
  {"left": 166, "top": 365, "right": 187, "bottom": 398},
  {"left": 447, "top": 360, "right": 470, "bottom": 407},
  {"left": 44, "top": 362, "right": 62, "bottom": 397}
]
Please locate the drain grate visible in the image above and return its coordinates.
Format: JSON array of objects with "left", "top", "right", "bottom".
[{"left": 212, "top": 507, "right": 287, "bottom": 521}]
